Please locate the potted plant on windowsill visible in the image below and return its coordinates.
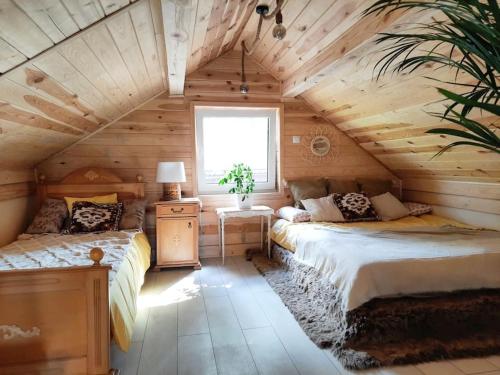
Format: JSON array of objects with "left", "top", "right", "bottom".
[{"left": 218, "top": 163, "right": 256, "bottom": 209}]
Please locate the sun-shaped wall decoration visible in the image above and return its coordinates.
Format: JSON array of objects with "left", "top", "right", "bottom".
[{"left": 301, "top": 126, "right": 337, "bottom": 165}]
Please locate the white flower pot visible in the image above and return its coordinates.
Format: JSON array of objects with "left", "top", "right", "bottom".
[{"left": 235, "top": 193, "right": 253, "bottom": 209}]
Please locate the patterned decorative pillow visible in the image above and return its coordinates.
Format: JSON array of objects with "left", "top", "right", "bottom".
[
  {"left": 119, "top": 199, "right": 147, "bottom": 230},
  {"left": 69, "top": 201, "right": 123, "bottom": 233},
  {"left": 276, "top": 206, "right": 311, "bottom": 223},
  {"left": 26, "top": 198, "right": 68, "bottom": 234},
  {"left": 332, "top": 192, "right": 378, "bottom": 222},
  {"left": 403, "top": 202, "right": 432, "bottom": 216}
]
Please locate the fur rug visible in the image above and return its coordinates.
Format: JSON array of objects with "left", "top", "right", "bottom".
[{"left": 252, "top": 245, "right": 500, "bottom": 370}]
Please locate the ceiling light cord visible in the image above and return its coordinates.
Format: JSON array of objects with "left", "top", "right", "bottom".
[{"left": 240, "top": 0, "right": 285, "bottom": 94}]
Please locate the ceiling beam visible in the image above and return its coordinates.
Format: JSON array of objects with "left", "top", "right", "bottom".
[
  {"left": 161, "top": 0, "right": 197, "bottom": 96},
  {"left": 281, "top": 10, "right": 406, "bottom": 98}
]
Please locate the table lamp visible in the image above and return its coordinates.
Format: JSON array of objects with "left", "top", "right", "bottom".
[{"left": 156, "top": 161, "right": 186, "bottom": 201}]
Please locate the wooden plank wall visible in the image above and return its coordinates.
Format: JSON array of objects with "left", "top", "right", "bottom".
[
  {"left": 403, "top": 179, "right": 500, "bottom": 230},
  {"left": 0, "top": 169, "right": 35, "bottom": 246},
  {"left": 38, "top": 51, "right": 396, "bottom": 257}
]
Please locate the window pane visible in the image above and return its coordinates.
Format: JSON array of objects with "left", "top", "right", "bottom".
[{"left": 202, "top": 116, "right": 269, "bottom": 184}]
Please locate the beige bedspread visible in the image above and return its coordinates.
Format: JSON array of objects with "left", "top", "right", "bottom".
[
  {"left": 272, "top": 217, "right": 500, "bottom": 311},
  {"left": 0, "top": 230, "right": 151, "bottom": 351}
]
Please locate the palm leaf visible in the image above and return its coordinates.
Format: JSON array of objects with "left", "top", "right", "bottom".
[{"left": 362, "top": 0, "right": 500, "bottom": 157}]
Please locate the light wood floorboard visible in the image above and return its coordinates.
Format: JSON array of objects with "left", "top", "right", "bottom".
[{"left": 112, "top": 256, "right": 500, "bottom": 375}]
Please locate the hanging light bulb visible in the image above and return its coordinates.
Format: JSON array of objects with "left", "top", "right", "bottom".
[
  {"left": 272, "top": 10, "right": 286, "bottom": 40},
  {"left": 240, "top": 82, "right": 249, "bottom": 94}
]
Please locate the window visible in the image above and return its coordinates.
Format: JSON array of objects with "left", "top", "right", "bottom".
[{"left": 195, "top": 106, "right": 278, "bottom": 194}]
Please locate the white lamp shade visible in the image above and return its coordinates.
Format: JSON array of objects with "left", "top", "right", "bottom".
[{"left": 156, "top": 162, "right": 186, "bottom": 183}]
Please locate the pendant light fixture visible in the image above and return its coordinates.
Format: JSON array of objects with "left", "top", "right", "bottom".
[{"left": 240, "top": 0, "right": 285, "bottom": 94}]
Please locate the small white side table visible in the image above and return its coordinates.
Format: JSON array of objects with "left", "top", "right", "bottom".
[{"left": 216, "top": 206, "right": 274, "bottom": 264}]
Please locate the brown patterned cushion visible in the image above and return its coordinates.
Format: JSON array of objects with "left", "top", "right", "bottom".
[
  {"left": 332, "top": 192, "right": 378, "bottom": 222},
  {"left": 356, "top": 178, "right": 393, "bottom": 197},
  {"left": 326, "top": 179, "right": 359, "bottom": 195},
  {"left": 69, "top": 202, "right": 123, "bottom": 233},
  {"left": 119, "top": 199, "right": 147, "bottom": 230},
  {"left": 26, "top": 198, "right": 68, "bottom": 234},
  {"left": 288, "top": 179, "right": 328, "bottom": 209}
]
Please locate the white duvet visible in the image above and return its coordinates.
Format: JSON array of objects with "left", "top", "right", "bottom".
[{"left": 292, "top": 225, "right": 500, "bottom": 311}]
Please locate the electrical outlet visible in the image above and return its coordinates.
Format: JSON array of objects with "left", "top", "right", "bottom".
[{"left": 292, "top": 136, "right": 301, "bottom": 144}]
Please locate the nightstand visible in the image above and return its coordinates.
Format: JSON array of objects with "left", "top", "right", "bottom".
[{"left": 155, "top": 198, "right": 201, "bottom": 270}]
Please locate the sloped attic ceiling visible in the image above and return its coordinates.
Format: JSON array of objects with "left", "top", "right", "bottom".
[
  {"left": 0, "top": 0, "right": 255, "bottom": 169},
  {"left": 1, "top": 0, "right": 497, "bottom": 183},
  {"left": 235, "top": 0, "right": 499, "bottom": 183}
]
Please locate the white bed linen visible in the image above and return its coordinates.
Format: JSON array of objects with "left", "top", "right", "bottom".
[{"left": 291, "top": 225, "right": 500, "bottom": 311}]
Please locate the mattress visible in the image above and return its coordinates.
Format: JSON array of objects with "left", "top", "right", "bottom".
[
  {"left": 271, "top": 215, "right": 500, "bottom": 311},
  {"left": 0, "top": 230, "right": 151, "bottom": 351}
]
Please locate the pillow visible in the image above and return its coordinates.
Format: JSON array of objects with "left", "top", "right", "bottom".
[
  {"left": 404, "top": 201, "right": 433, "bottom": 216},
  {"left": 69, "top": 201, "right": 123, "bottom": 233},
  {"left": 356, "top": 178, "right": 393, "bottom": 197},
  {"left": 64, "top": 193, "right": 118, "bottom": 213},
  {"left": 301, "top": 195, "right": 345, "bottom": 222},
  {"left": 276, "top": 206, "right": 311, "bottom": 223},
  {"left": 326, "top": 179, "right": 359, "bottom": 195},
  {"left": 370, "top": 192, "right": 409, "bottom": 221},
  {"left": 119, "top": 199, "right": 147, "bottom": 230},
  {"left": 288, "top": 179, "right": 327, "bottom": 209},
  {"left": 26, "top": 198, "right": 68, "bottom": 234},
  {"left": 332, "top": 192, "right": 378, "bottom": 222}
]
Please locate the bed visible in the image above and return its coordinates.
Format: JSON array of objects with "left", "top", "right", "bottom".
[
  {"left": 261, "top": 214, "right": 500, "bottom": 369},
  {"left": 0, "top": 167, "right": 151, "bottom": 375}
]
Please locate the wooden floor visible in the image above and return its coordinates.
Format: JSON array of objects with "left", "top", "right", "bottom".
[{"left": 112, "top": 256, "right": 500, "bottom": 375}]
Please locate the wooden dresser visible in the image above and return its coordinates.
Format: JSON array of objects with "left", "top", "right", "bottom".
[{"left": 155, "top": 198, "right": 201, "bottom": 270}]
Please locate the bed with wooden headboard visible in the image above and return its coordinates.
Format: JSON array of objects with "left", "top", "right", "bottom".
[{"left": 0, "top": 167, "right": 146, "bottom": 375}]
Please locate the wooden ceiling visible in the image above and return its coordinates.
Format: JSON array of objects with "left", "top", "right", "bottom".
[
  {"left": 0, "top": 0, "right": 498, "bottom": 183},
  {"left": 0, "top": 0, "right": 254, "bottom": 169},
  {"left": 235, "top": 0, "right": 499, "bottom": 183}
]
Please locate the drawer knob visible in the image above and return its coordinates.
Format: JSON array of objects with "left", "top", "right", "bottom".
[
  {"left": 171, "top": 207, "right": 184, "bottom": 214},
  {"left": 188, "top": 222, "right": 192, "bottom": 229}
]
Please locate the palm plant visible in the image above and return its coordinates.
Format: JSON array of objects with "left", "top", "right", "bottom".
[{"left": 363, "top": 0, "right": 499, "bottom": 156}]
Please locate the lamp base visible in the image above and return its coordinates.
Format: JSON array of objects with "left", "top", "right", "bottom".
[{"left": 162, "top": 183, "right": 181, "bottom": 201}]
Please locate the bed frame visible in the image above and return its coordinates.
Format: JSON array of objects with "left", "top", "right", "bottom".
[{"left": 0, "top": 167, "right": 145, "bottom": 375}]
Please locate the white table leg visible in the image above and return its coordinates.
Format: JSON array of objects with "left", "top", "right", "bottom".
[
  {"left": 267, "top": 215, "right": 271, "bottom": 259},
  {"left": 260, "top": 215, "right": 264, "bottom": 251},
  {"left": 221, "top": 216, "right": 225, "bottom": 265},
  {"left": 217, "top": 215, "right": 221, "bottom": 254}
]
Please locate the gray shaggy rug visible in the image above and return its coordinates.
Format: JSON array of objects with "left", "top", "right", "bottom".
[{"left": 251, "top": 245, "right": 500, "bottom": 370}]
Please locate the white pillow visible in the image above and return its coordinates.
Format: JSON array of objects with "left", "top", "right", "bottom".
[
  {"left": 370, "top": 192, "right": 410, "bottom": 221},
  {"left": 301, "top": 195, "right": 345, "bottom": 222},
  {"left": 276, "top": 206, "right": 311, "bottom": 223}
]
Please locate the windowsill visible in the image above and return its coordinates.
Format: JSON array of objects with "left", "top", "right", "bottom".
[{"left": 198, "top": 190, "right": 286, "bottom": 199}]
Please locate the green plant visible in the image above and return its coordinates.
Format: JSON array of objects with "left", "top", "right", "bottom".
[
  {"left": 218, "top": 163, "right": 256, "bottom": 200},
  {"left": 363, "top": 0, "right": 499, "bottom": 156}
]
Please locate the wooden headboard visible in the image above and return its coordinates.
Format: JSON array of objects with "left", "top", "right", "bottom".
[{"left": 36, "top": 167, "right": 145, "bottom": 206}]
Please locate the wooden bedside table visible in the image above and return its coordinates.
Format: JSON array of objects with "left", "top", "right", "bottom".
[{"left": 155, "top": 198, "right": 201, "bottom": 270}]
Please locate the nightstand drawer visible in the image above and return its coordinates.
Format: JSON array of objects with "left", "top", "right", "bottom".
[{"left": 157, "top": 204, "right": 197, "bottom": 217}]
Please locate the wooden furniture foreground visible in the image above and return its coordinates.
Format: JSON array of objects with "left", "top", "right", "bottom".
[
  {"left": 0, "top": 248, "right": 114, "bottom": 375},
  {"left": 0, "top": 167, "right": 145, "bottom": 375},
  {"left": 155, "top": 198, "right": 201, "bottom": 270},
  {"left": 216, "top": 206, "right": 274, "bottom": 264}
]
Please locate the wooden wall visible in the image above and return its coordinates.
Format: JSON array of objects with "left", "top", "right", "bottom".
[
  {"left": 403, "top": 179, "right": 500, "bottom": 230},
  {"left": 0, "top": 169, "right": 35, "bottom": 246},
  {"left": 38, "top": 51, "right": 395, "bottom": 257}
]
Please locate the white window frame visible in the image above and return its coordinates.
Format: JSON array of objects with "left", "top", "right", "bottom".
[{"left": 195, "top": 106, "right": 278, "bottom": 195}]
